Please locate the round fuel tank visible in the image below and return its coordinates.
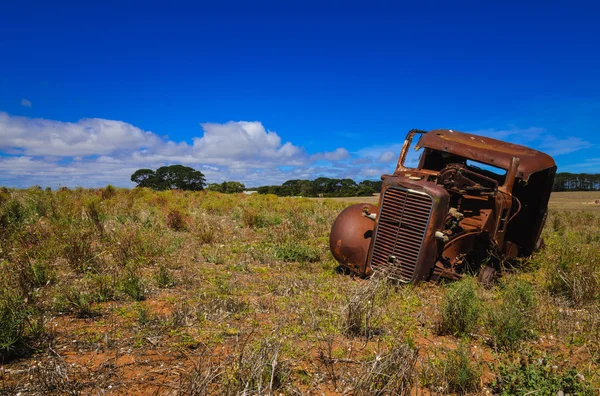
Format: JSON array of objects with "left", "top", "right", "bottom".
[{"left": 329, "top": 203, "right": 378, "bottom": 276}]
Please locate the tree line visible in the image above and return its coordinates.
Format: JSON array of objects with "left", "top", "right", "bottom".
[
  {"left": 130, "top": 166, "right": 381, "bottom": 197},
  {"left": 553, "top": 173, "right": 600, "bottom": 191},
  {"left": 255, "top": 178, "right": 382, "bottom": 197},
  {"left": 130, "top": 166, "right": 598, "bottom": 195}
]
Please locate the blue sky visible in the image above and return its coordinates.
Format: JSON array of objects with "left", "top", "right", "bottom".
[{"left": 1, "top": 0, "right": 599, "bottom": 187}]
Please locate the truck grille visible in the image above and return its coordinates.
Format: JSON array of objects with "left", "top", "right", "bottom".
[{"left": 370, "top": 187, "right": 433, "bottom": 282}]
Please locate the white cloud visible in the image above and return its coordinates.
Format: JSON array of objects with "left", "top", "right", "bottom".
[
  {"left": 0, "top": 112, "right": 351, "bottom": 187},
  {"left": 310, "top": 148, "right": 350, "bottom": 161},
  {"left": 0, "top": 112, "right": 162, "bottom": 156},
  {"left": 539, "top": 136, "right": 594, "bottom": 156},
  {"left": 20, "top": 99, "right": 32, "bottom": 107},
  {"left": 191, "top": 121, "right": 305, "bottom": 166},
  {"left": 1, "top": 112, "right": 595, "bottom": 188},
  {"left": 378, "top": 151, "right": 396, "bottom": 163},
  {"left": 469, "top": 126, "right": 545, "bottom": 143}
]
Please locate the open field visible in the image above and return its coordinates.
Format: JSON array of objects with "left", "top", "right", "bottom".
[
  {"left": 318, "top": 191, "right": 600, "bottom": 212},
  {"left": 1, "top": 188, "right": 599, "bottom": 395}
]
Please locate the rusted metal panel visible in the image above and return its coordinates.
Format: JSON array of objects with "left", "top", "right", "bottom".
[
  {"left": 415, "top": 129, "right": 555, "bottom": 182},
  {"left": 329, "top": 203, "right": 378, "bottom": 275},
  {"left": 370, "top": 186, "right": 434, "bottom": 282}
]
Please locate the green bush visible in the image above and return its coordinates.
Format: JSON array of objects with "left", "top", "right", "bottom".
[
  {"left": 422, "top": 342, "right": 481, "bottom": 395},
  {"left": 154, "top": 265, "right": 175, "bottom": 288},
  {"left": 275, "top": 243, "right": 321, "bottom": 263},
  {"left": 487, "top": 279, "right": 536, "bottom": 350},
  {"left": 120, "top": 267, "right": 146, "bottom": 301},
  {"left": 0, "top": 199, "right": 25, "bottom": 228},
  {"left": 493, "top": 357, "right": 595, "bottom": 396},
  {"left": 0, "top": 291, "right": 26, "bottom": 358},
  {"left": 439, "top": 277, "right": 481, "bottom": 336},
  {"left": 57, "top": 287, "right": 95, "bottom": 318}
]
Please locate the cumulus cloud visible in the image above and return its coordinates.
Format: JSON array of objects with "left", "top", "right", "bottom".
[
  {"left": 310, "top": 148, "right": 350, "bottom": 161},
  {"left": 0, "top": 112, "right": 351, "bottom": 187},
  {"left": 20, "top": 99, "right": 32, "bottom": 107},
  {"left": 1, "top": 112, "right": 595, "bottom": 188},
  {"left": 191, "top": 121, "right": 304, "bottom": 166},
  {"left": 0, "top": 112, "right": 162, "bottom": 156},
  {"left": 378, "top": 151, "right": 396, "bottom": 163}
]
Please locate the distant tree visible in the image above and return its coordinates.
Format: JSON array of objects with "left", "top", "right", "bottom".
[
  {"left": 221, "top": 181, "right": 245, "bottom": 193},
  {"left": 256, "top": 186, "right": 272, "bottom": 195},
  {"left": 206, "top": 183, "right": 222, "bottom": 192},
  {"left": 254, "top": 178, "right": 383, "bottom": 197},
  {"left": 131, "top": 169, "right": 157, "bottom": 188},
  {"left": 552, "top": 173, "right": 600, "bottom": 192},
  {"left": 206, "top": 181, "right": 246, "bottom": 193},
  {"left": 130, "top": 165, "right": 206, "bottom": 191},
  {"left": 283, "top": 179, "right": 313, "bottom": 196}
]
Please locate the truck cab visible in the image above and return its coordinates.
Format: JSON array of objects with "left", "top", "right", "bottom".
[{"left": 330, "top": 129, "right": 557, "bottom": 283}]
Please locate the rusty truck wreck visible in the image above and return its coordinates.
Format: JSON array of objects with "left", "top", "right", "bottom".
[{"left": 330, "top": 129, "right": 557, "bottom": 283}]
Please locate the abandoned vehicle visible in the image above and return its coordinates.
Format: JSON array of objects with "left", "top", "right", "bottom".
[{"left": 329, "top": 129, "right": 557, "bottom": 283}]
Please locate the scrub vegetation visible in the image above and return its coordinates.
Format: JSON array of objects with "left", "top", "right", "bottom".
[{"left": 0, "top": 186, "right": 598, "bottom": 394}]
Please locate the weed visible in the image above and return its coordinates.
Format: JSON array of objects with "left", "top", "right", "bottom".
[
  {"left": 197, "top": 296, "right": 249, "bottom": 321},
  {"left": 177, "top": 346, "right": 224, "bottom": 394},
  {"left": 0, "top": 290, "right": 26, "bottom": 359},
  {"left": 0, "top": 199, "right": 25, "bottom": 229},
  {"left": 166, "top": 208, "right": 187, "bottom": 231},
  {"left": 222, "top": 332, "right": 292, "bottom": 394},
  {"left": 60, "top": 287, "right": 95, "bottom": 318},
  {"left": 203, "top": 245, "right": 227, "bottom": 264},
  {"left": 87, "top": 273, "right": 117, "bottom": 302},
  {"left": 13, "top": 258, "right": 55, "bottom": 294},
  {"left": 492, "top": 356, "right": 595, "bottom": 395},
  {"left": 29, "top": 260, "right": 55, "bottom": 287},
  {"left": 439, "top": 277, "right": 481, "bottom": 337},
  {"left": 136, "top": 304, "right": 152, "bottom": 327},
  {"left": 421, "top": 341, "right": 481, "bottom": 395},
  {"left": 84, "top": 198, "right": 104, "bottom": 235},
  {"left": 275, "top": 242, "right": 321, "bottom": 263},
  {"left": 547, "top": 253, "right": 599, "bottom": 307},
  {"left": 154, "top": 264, "right": 175, "bottom": 288},
  {"left": 101, "top": 184, "right": 117, "bottom": 200},
  {"left": 62, "top": 230, "right": 99, "bottom": 273},
  {"left": 539, "top": 215, "right": 600, "bottom": 306},
  {"left": 194, "top": 218, "right": 216, "bottom": 244},
  {"left": 487, "top": 279, "right": 536, "bottom": 350},
  {"left": 343, "top": 275, "right": 389, "bottom": 338},
  {"left": 170, "top": 300, "right": 195, "bottom": 328},
  {"left": 240, "top": 207, "right": 266, "bottom": 228},
  {"left": 351, "top": 343, "right": 419, "bottom": 395},
  {"left": 120, "top": 267, "right": 146, "bottom": 301}
]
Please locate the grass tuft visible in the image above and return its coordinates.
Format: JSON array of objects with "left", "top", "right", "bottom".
[
  {"left": 487, "top": 279, "right": 536, "bottom": 350},
  {"left": 422, "top": 341, "right": 481, "bottom": 395},
  {"left": 439, "top": 277, "right": 481, "bottom": 337},
  {"left": 352, "top": 343, "right": 419, "bottom": 395}
]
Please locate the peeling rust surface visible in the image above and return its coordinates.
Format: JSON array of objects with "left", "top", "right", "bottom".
[
  {"left": 416, "top": 129, "right": 555, "bottom": 182},
  {"left": 330, "top": 128, "right": 557, "bottom": 283}
]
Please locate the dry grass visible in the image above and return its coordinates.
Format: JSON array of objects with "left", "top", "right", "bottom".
[{"left": 0, "top": 188, "right": 598, "bottom": 394}]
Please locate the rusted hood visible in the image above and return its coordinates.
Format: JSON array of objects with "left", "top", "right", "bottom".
[{"left": 416, "top": 129, "right": 556, "bottom": 181}]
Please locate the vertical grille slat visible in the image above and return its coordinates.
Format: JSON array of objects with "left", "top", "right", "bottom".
[{"left": 369, "top": 187, "right": 433, "bottom": 282}]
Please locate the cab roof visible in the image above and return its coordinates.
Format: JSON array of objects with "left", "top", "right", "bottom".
[{"left": 416, "top": 129, "right": 556, "bottom": 181}]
